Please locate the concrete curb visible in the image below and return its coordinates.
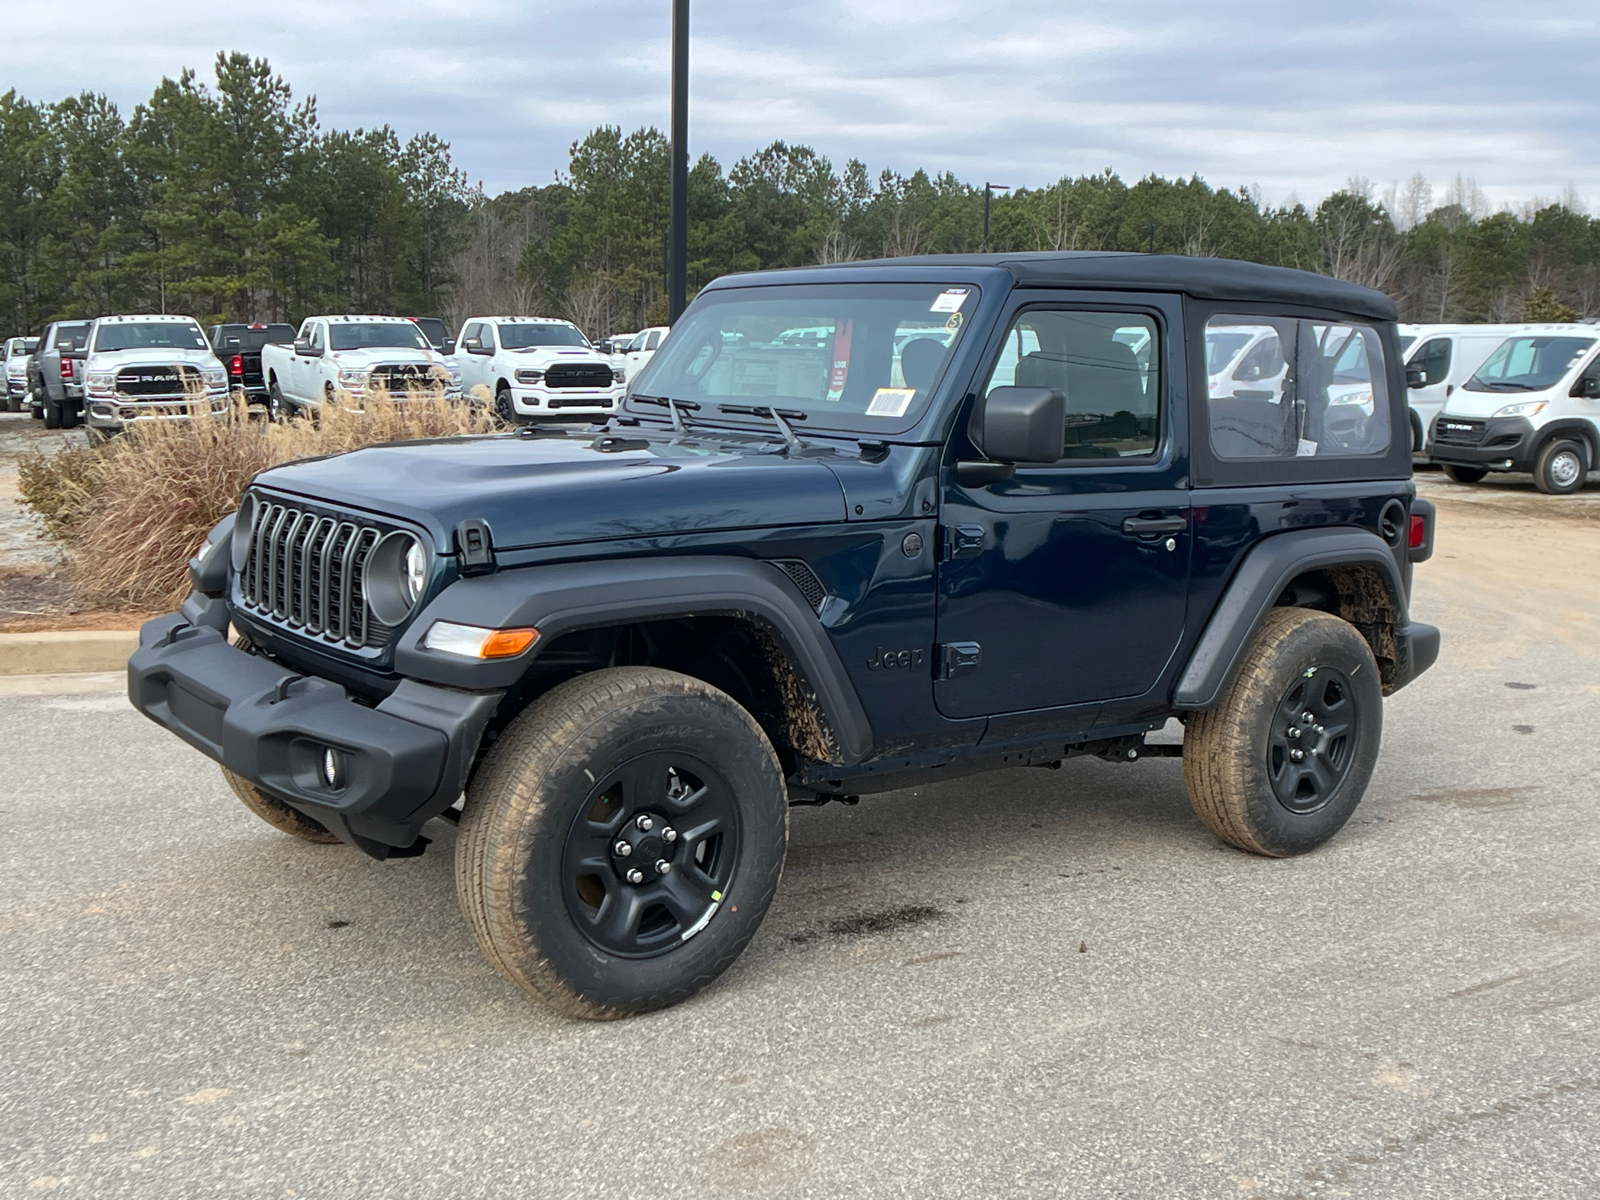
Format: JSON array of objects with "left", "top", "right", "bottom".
[{"left": 0, "top": 631, "right": 140, "bottom": 676}]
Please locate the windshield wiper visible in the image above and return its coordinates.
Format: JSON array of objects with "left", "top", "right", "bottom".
[
  {"left": 632, "top": 394, "right": 701, "bottom": 431},
  {"left": 1471, "top": 380, "right": 1537, "bottom": 392},
  {"left": 717, "top": 404, "right": 812, "bottom": 454}
]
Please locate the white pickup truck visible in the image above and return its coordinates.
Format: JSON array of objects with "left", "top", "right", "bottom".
[
  {"left": 81, "top": 315, "right": 230, "bottom": 437},
  {"left": 454, "top": 316, "right": 624, "bottom": 422},
  {"left": 262, "top": 315, "right": 461, "bottom": 416}
]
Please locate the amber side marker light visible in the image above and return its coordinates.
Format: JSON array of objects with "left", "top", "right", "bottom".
[{"left": 422, "top": 621, "right": 540, "bottom": 660}]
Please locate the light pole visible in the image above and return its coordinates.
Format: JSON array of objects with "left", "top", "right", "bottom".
[
  {"left": 982, "top": 183, "right": 1010, "bottom": 253},
  {"left": 668, "top": 0, "right": 689, "bottom": 323}
]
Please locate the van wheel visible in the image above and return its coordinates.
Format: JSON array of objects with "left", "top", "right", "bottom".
[
  {"left": 221, "top": 768, "right": 343, "bottom": 844},
  {"left": 456, "top": 667, "right": 788, "bottom": 1019},
  {"left": 1184, "top": 607, "right": 1383, "bottom": 857},
  {"left": 1441, "top": 464, "right": 1487, "bottom": 484},
  {"left": 1533, "top": 439, "right": 1588, "bottom": 495}
]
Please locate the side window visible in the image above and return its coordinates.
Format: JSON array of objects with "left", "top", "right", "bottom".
[
  {"left": 308, "top": 323, "right": 325, "bottom": 352},
  {"left": 462, "top": 322, "right": 483, "bottom": 348},
  {"left": 646, "top": 330, "right": 663, "bottom": 351},
  {"left": 479, "top": 324, "right": 496, "bottom": 351},
  {"left": 981, "top": 309, "right": 1161, "bottom": 459},
  {"left": 1206, "top": 315, "right": 1391, "bottom": 459},
  {"left": 1411, "top": 337, "right": 1451, "bottom": 386}
]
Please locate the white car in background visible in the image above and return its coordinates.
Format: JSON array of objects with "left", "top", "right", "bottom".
[
  {"left": 620, "top": 326, "right": 671, "bottom": 383},
  {"left": 454, "top": 316, "right": 624, "bottom": 423},
  {"left": 261, "top": 315, "right": 462, "bottom": 416},
  {"left": 4, "top": 336, "right": 38, "bottom": 412},
  {"left": 81, "top": 315, "right": 229, "bottom": 436}
]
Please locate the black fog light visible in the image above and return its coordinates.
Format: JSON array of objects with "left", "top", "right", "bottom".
[{"left": 321, "top": 747, "right": 344, "bottom": 790}]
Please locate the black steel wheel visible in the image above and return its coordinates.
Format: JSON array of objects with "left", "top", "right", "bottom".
[
  {"left": 1185, "top": 607, "right": 1383, "bottom": 856},
  {"left": 456, "top": 667, "right": 787, "bottom": 1019},
  {"left": 561, "top": 752, "right": 741, "bottom": 959}
]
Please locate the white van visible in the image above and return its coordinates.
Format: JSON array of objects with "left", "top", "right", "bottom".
[
  {"left": 1426, "top": 326, "right": 1600, "bottom": 493},
  {"left": 1399, "top": 324, "right": 1542, "bottom": 453}
]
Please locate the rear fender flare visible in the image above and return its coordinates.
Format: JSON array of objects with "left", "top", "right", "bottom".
[
  {"left": 393, "top": 556, "right": 874, "bottom": 764},
  {"left": 1174, "top": 527, "right": 1407, "bottom": 710}
]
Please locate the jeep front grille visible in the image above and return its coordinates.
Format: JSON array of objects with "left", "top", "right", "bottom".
[
  {"left": 544, "top": 362, "right": 615, "bottom": 390},
  {"left": 237, "top": 501, "right": 390, "bottom": 647}
]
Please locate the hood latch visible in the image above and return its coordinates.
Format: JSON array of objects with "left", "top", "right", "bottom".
[{"left": 454, "top": 519, "right": 496, "bottom": 575}]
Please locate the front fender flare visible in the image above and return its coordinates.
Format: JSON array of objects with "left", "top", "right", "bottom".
[
  {"left": 1174, "top": 527, "right": 1409, "bottom": 710},
  {"left": 393, "top": 556, "right": 874, "bottom": 764}
]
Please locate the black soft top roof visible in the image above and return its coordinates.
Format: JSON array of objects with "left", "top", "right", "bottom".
[{"left": 734, "top": 252, "right": 1397, "bottom": 322}]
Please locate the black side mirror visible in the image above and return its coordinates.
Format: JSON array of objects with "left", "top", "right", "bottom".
[
  {"left": 960, "top": 386, "right": 1065, "bottom": 486},
  {"left": 293, "top": 338, "right": 313, "bottom": 356},
  {"left": 1576, "top": 375, "right": 1600, "bottom": 399},
  {"left": 1234, "top": 362, "right": 1263, "bottom": 383},
  {"left": 442, "top": 339, "right": 456, "bottom": 356},
  {"left": 1406, "top": 364, "right": 1427, "bottom": 389}
]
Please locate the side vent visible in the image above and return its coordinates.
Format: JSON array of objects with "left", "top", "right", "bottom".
[{"left": 773, "top": 559, "right": 827, "bottom": 613}]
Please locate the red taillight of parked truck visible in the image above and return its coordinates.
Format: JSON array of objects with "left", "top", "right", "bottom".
[
  {"left": 230, "top": 355, "right": 244, "bottom": 376},
  {"left": 59, "top": 358, "right": 73, "bottom": 379}
]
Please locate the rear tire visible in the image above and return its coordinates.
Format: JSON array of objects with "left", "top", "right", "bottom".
[
  {"left": 221, "top": 768, "right": 343, "bottom": 844},
  {"left": 43, "top": 399, "right": 61, "bottom": 429},
  {"left": 456, "top": 667, "right": 788, "bottom": 1019},
  {"left": 1441, "top": 464, "right": 1487, "bottom": 484},
  {"left": 1184, "top": 607, "right": 1383, "bottom": 857},
  {"left": 1533, "top": 438, "right": 1588, "bottom": 495},
  {"left": 267, "top": 379, "right": 285, "bottom": 422}
]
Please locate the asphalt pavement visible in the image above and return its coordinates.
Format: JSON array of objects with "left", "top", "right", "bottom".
[{"left": 1, "top": 479, "right": 1598, "bottom": 1199}]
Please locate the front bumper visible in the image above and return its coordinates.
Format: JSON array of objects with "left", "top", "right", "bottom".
[
  {"left": 511, "top": 384, "right": 625, "bottom": 417},
  {"left": 86, "top": 390, "right": 231, "bottom": 429},
  {"left": 129, "top": 614, "right": 502, "bottom": 858},
  {"left": 1427, "top": 415, "right": 1535, "bottom": 471}
]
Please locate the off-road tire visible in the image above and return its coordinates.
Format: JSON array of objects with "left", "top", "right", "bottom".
[
  {"left": 1441, "top": 464, "right": 1487, "bottom": 484},
  {"left": 1533, "top": 438, "right": 1588, "bottom": 495},
  {"left": 456, "top": 667, "right": 788, "bottom": 1019},
  {"left": 1184, "top": 607, "right": 1383, "bottom": 857},
  {"left": 221, "top": 767, "right": 343, "bottom": 844}
]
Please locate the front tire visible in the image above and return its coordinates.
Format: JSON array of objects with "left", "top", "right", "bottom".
[
  {"left": 1533, "top": 438, "right": 1588, "bottom": 495},
  {"left": 1184, "top": 607, "right": 1383, "bottom": 857},
  {"left": 1441, "top": 464, "right": 1487, "bottom": 484},
  {"left": 221, "top": 768, "right": 343, "bottom": 843},
  {"left": 456, "top": 667, "right": 788, "bottom": 1019},
  {"left": 267, "top": 379, "right": 285, "bottom": 422},
  {"left": 495, "top": 384, "right": 519, "bottom": 426}
]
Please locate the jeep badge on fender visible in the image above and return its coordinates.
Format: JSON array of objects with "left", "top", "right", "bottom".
[{"left": 130, "top": 252, "right": 1439, "bottom": 1020}]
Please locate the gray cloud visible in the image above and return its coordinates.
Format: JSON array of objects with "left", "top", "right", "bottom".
[{"left": 4, "top": 0, "right": 1597, "bottom": 209}]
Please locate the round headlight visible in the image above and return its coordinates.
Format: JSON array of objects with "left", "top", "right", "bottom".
[
  {"left": 404, "top": 540, "right": 427, "bottom": 605},
  {"left": 363, "top": 532, "right": 427, "bottom": 626},
  {"left": 231, "top": 493, "right": 257, "bottom": 573}
]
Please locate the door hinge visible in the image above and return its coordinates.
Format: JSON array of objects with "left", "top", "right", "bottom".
[
  {"left": 938, "top": 641, "right": 982, "bottom": 680},
  {"left": 939, "top": 524, "right": 985, "bottom": 561}
]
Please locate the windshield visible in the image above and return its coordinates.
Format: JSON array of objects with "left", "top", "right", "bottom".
[
  {"left": 1465, "top": 336, "right": 1594, "bottom": 393},
  {"left": 94, "top": 322, "right": 209, "bottom": 352},
  {"left": 329, "top": 323, "right": 428, "bottom": 351},
  {"left": 1205, "top": 331, "right": 1252, "bottom": 374},
  {"left": 626, "top": 283, "right": 978, "bottom": 433},
  {"left": 499, "top": 323, "right": 590, "bottom": 350}
]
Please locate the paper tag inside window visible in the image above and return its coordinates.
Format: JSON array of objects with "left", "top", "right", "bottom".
[
  {"left": 1297, "top": 438, "right": 1318, "bottom": 457},
  {"left": 866, "top": 387, "right": 916, "bottom": 417},
  {"left": 930, "top": 289, "right": 969, "bottom": 313}
]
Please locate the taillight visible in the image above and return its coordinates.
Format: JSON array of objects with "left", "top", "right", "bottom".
[
  {"left": 1408, "top": 513, "right": 1426, "bottom": 549},
  {"left": 230, "top": 354, "right": 244, "bottom": 376},
  {"left": 59, "top": 358, "right": 73, "bottom": 379}
]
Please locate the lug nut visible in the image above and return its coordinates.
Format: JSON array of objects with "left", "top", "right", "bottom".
[
  {"left": 626, "top": 867, "right": 645, "bottom": 884},
  {"left": 1290, "top": 749, "right": 1305, "bottom": 762},
  {"left": 636, "top": 814, "right": 654, "bottom": 832},
  {"left": 662, "top": 827, "right": 677, "bottom": 843},
  {"left": 614, "top": 841, "right": 631, "bottom": 857},
  {"left": 656, "top": 859, "right": 672, "bottom": 875},
  {"left": 1287, "top": 728, "right": 1301, "bottom": 740}
]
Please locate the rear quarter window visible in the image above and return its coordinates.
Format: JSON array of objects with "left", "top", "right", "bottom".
[{"left": 1205, "top": 315, "right": 1390, "bottom": 460}]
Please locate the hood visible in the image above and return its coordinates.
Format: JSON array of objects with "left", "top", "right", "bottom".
[
  {"left": 327, "top": 347, "right": 444, "bottom": 368},
  {"left": 88, "top": 348, "right": 219, "bottom": 369},
  {"left": 1441, "top": 385, "right": 1565, "bottom": 419},
  {"left": 255, "top": 429, "right": 850, "bottom": 551}
]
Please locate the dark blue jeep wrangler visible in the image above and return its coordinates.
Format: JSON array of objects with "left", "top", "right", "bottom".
[{"left": 130, "top": 253, "right": 1440, "bottom": 1019}]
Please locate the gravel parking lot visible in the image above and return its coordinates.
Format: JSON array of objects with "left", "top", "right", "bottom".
[{"left": 2, "top": 436, "right": 1598, "bottom": 1198}]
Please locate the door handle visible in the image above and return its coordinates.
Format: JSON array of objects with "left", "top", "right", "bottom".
[{"left": 1122, "top": 515, "right": 1187, "bottom": 537}]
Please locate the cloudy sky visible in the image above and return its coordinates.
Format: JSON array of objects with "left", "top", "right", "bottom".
[{"left": 4, "top": 0, "right": 1598, "bottom": 211}]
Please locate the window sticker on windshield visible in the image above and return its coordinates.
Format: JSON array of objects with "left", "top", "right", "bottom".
[
  {"left": 930, "top": 289, "right": 969, "bottom": 314},
  {"left": 1297, "top": 438, "right": 1319, "bottom": 457},
  {"left": 866, "top": 387, "right": 916, "bottom": 417},
  {"left": 826, "top": 320, "right": 854, "bottom": 402},
  {"left": 945, "top": 312, "right": 964, "bottom": 333}
]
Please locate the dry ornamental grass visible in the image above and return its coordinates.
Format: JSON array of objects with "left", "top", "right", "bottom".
[{"left": 19, "top": 389, "right": 502, "bottom": 612}]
